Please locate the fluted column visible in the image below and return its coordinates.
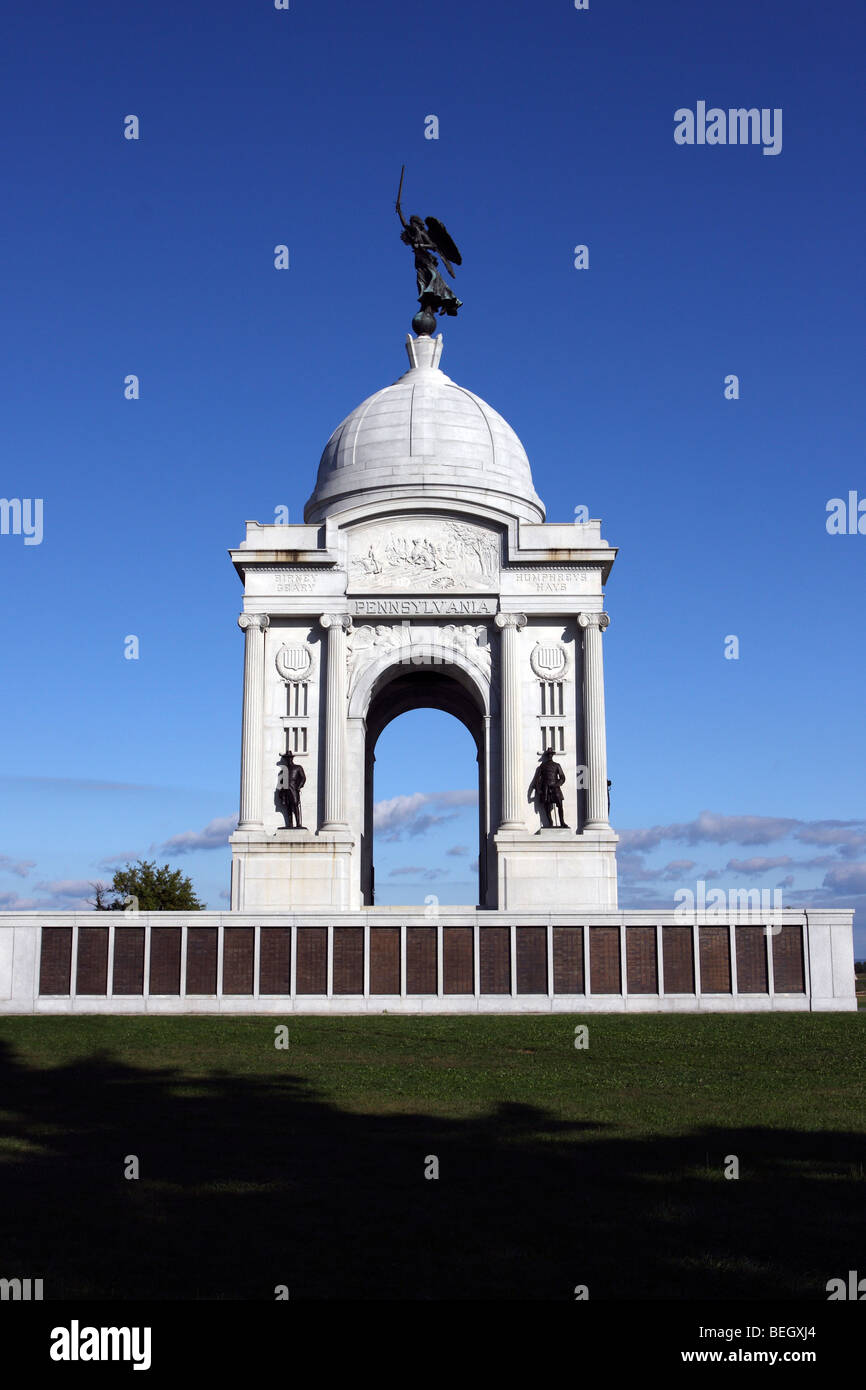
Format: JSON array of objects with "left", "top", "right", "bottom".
[
  {"left": 237, "top": 613, "right": 270, "bottom": 828},
  {"left": 494, "top": 611, "right": 527, "bottom": 829},
  {"left": 319, "top": 613, "right": 352, "bottom": 829},
  {"left": 578, "top": 611, "right": 611, "bottom": 828}
]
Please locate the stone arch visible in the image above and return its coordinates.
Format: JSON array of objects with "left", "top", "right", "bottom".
[
  {"left": 348, "top": 644, "right": 492, "bottom": 907},
  {"left": 347, "top": 639, "right": 491, "bottom": 722}
]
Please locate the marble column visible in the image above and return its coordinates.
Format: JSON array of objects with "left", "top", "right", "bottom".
[
  {"left": 494, "top": 611, "right": 527, "bottom": 829},
  {"left": 577, "top": 611, "right": 610, "bottom": 828},
  {"left": 237, "top": 613, "right": 270, "bottom": 829},
  {"left": 319, "top": 613, "right": 352, "bottom": 829}
]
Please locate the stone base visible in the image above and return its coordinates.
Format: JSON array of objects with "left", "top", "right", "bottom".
[
  {"left": 230, "top": 828, "right": 356, "bottom": 910},
  {"left": 494, "top": 826, "right": 618, "bottom": 910},
  {"left": 1, "top": 909, "right": 855, "bottom": 1013}
]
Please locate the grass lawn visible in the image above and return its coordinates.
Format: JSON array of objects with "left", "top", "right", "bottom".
[{"left": 0, "top": 1013, "right": 864, "bottom": 1300}]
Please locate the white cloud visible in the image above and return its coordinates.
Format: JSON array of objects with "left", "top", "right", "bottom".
[
  {"left": 619, "top": 812, "right": 866, "bottom": 857},
  {"left": 373, "top": 790, "right": 477, "bottom": 841},
  {"left": 725, "top": 856, "right": 794, "bottom": 875},
  {"left": 0, "top": 882, "right": 95, "bottom": 911},
  {"left": 35, "top": 879, "right": 95, "bottom": 896},
  {"left": 618, "top": 811, "right": 800, "bottom": 851},
  {"left": 794, "top": 821, "right": 866, "bottom": 859},
  {"left": 0, "top": 855, "right": 35, "bottom": 878},
  {"left": 822, "top": 864, "right": 866, "bottom": 895},
  {"left": 96, "top": 849, "right": 145, "bottom": 870},
  {"left": 388, "top": 865, "right": 445, "bottom": 880},
  {"left": 159, "top": 816, "right": 237, "bottom": 855},
  {"left": 617, "top": 854, "right": 696, "bottom": 885}
]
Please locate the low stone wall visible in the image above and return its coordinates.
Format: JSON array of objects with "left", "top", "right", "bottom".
[{"left": 0, "top": 909, "right": 855, "bottom": 1013}]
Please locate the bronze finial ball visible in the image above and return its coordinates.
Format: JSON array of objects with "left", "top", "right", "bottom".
[{"left": 412, "top": 307, "right": 437, "bottom": 336}]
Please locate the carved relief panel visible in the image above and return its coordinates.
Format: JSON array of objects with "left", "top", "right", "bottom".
[{"left": 346, "top": 517, "right": 501, "bottom": 593}]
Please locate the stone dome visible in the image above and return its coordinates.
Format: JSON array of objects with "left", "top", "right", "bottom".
[{"left": 303, "top": 334, "right": 545, "bottom": 524}]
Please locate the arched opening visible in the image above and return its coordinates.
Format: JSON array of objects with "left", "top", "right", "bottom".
[
  {"left": 372, "top": 710, "right": 479, "bottom": 906},
  {"left": 358, "top": 662, "right": 491, "bottom": 907}
]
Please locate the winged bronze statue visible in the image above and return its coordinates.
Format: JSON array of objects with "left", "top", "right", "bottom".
[{"left": 396, "top": 166, "right": 463, "bottom": 332}]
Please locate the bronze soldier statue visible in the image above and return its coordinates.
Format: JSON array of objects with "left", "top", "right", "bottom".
[
  {"left": 529, "top": 748, "right": 569, "bottom": 828},
  {"left": 279, "top": 750, "right": 306, "bottom": 829}
]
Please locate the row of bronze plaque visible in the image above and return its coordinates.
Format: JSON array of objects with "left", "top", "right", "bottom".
[{"left": 38, "top": 924, "right": 805, "bottom": 997}]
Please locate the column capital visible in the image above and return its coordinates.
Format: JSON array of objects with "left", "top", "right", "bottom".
[
  {"left": 577, "top": 611, "right": 610, "bottom": 632},
  {"left": 238, "top": 613, "right": 270, "bottom": 633},
  {"left": 494, "top": 611, "right": 527, "bottom": 631},
  {"left": 319, "top": 612, "right": 353, "bottom": 633}
]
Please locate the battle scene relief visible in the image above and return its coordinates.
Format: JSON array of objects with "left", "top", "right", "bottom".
[{"left": 347, "top": 517, "right": 501, "bottom": 593}]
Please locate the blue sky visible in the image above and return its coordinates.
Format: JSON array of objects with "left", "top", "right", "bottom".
[{"left": 1, "top": 0, "right": 864, "bottom": 946}]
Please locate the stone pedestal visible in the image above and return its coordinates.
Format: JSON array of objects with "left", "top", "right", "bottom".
[
  {"left": 230, "top": 827, "right": 356, "bottom": 911},
  {"left": 494, "top": 826, "right": 619, "bottom": 911}
]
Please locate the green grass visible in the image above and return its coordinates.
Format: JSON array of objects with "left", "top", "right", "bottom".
[{"left": 0, "top": 1014, "right": 863, "bottom": 1300}]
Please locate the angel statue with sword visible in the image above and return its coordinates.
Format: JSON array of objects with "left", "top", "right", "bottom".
[{"left": 396, "top": 166, "right": 463, "bottom": 331}]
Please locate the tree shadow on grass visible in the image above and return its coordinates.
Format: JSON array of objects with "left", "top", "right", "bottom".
[{"left": 0, "top": 1040, "right": 863, "bottom": 1300}]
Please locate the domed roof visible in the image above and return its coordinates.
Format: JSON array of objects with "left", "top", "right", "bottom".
[{"left": 303, "top": 334, "right": 545, "bottom": 524}]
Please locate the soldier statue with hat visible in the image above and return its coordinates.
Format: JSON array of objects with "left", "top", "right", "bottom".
[
  {"left": 279, "top": 749, "right": 306, "bottom": 830},
  {"left": 529, "top": 748, "right": 569, "bottom": 828}
]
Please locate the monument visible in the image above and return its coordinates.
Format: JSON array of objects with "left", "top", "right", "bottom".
[
  {"left": 228, "top": 182, "right": 618, "bottom": 913},
  {"left": 0, "top": 179, "right": 855, "bottom": 1013}
]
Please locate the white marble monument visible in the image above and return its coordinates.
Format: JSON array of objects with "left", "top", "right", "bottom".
[{"left": 229, "top": 332, "right": 618, "bottom": 912}]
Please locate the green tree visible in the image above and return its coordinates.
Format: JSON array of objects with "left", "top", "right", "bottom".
[{"left": 91, "top": 859, "right": 205, "bottom": 911}]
